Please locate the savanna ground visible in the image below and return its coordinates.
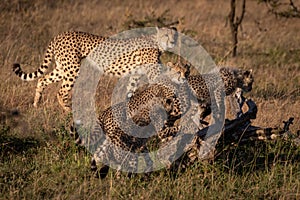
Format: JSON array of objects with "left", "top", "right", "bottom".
[{"left": 0, "top": 0, "right": 299, "bottom": 199}]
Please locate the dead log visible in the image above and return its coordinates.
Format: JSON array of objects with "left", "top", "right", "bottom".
[
  {"left": 195, "top": 99, "right": 298, "bottom": 143},
  {"left": 182, "top": 99, "right": 299, "bottom": 163}
]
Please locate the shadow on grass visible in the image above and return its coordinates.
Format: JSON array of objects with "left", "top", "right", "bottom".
[
  {"left": 0, "top": 125, "right": 40, "bottom": 162},
  {"left": 0, "top": 105, "right": 41, "bottom": 161},
  {"left": 215, "top": 137, "right": 300, "bottom": 175}
]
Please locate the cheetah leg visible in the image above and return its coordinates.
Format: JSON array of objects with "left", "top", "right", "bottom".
[
  {"left": 56, "top": 60, "right": 80, "bottom": 112},
  {"left": 188, "top": 101, "right": 211, "bottom": 130},
  {"left": 33, "top": 68, "right": 63, "bottom": 108},
  {"left": 57, "top": 77, "right": 76, "bottom": 112},
  {"left": 191, "top": 107, "right": 204, "bottom": 130},
  {"left": 198, "top": 104, "right": 211, "bottom": 127},
  {"left": 196, "top": 90, "right": 225, "bottom": 160},
  {"left": 234, "top": 88, "right": 245, "bottom": 117},
  {"left": 69, "top": 123, "right": 82, "bottom": 145},
  {"left": 227, "top": 88, "right": 245, "bottom": 118},
  {"left": 208, "top": 88, "right": 226, "bottom": 125},
  {"left": 91, "top": 158, "right": 110, "bottom": 179},
  {"left": 126, "top": 74, "right": 141, "bottom": 98},
  {"left": 149, "top": 103, "right": 169, "bottom": 132}
]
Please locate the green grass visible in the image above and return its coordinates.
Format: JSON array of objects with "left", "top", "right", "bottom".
[{"left": 1, "top": 122, "right": 299, "bottom": 199}]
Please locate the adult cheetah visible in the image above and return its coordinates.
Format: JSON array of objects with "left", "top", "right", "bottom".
[{"left": 13, "top": 27, "right": 178, "bottom": 111}]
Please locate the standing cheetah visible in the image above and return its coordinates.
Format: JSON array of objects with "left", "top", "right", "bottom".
[{"left": 13, "top": 27, "right": 177, "bottom": 111}]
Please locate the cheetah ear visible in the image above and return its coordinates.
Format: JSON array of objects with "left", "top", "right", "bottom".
[
  {"left": 170, "top": 26, "right": 177, "bottom": 31},
  {"left": 243, "top": 69, "right": 253, "bottom": 76}
]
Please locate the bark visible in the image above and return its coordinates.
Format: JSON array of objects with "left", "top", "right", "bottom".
[{"left": 228, "top": 0, "right": 246, "bottom": 57}]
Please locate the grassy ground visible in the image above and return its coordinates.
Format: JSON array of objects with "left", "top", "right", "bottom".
[{"left": 0, "top": 0, "right": 299, "bottom": 199}]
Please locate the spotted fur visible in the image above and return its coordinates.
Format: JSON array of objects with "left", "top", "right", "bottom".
[
  {"left": 187, "top": 67, "right": 254, "bottom": 123},
  {"left": 78, "top": 67, "right": 254, "bottom": 177},
  {"left": 13, "top": 27, "right": 177, "bottom": 111},
  {"left": 74, "top": 79, "right": 190, "bottom": 177}
]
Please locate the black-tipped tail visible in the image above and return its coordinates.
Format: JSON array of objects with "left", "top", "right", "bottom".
[
  {"left": 13, "top": 63, "right": 22, "bottom": 77},
  {"left": 12, "top": 63, "right": 43, "bottom": 81}
]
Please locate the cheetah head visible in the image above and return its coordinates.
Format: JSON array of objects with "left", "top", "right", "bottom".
[
  {"left": 156, "top": 27, "right": 178, "bottom": 51},
  {"left": 239, "top": 69, "right": 254, "bottom": 92}
]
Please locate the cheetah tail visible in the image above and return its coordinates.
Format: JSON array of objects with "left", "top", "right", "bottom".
[{"left": 12, "top": 41, "right": 54, "bottom": 81}]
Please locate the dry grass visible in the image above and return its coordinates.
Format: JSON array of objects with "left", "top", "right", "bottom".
[{"left": 0, "top": 0, "right": 299, "bottom": 199}]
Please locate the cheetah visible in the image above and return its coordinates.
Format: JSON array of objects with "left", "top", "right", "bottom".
[
  {"left": 186, "top": 67, "right": 253, "bottom": 121},
  {"left": 73, "top": 78, "right": 191, "bottom": 177},
  {"left": 156, "top": 66, "right": 254, "bottom": 167},
  {"left": 75, "top": 66, "right": 253, "bottom": 176},
  {"left": 13, "top": 27, "right": 178, "bottom": 111}
]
